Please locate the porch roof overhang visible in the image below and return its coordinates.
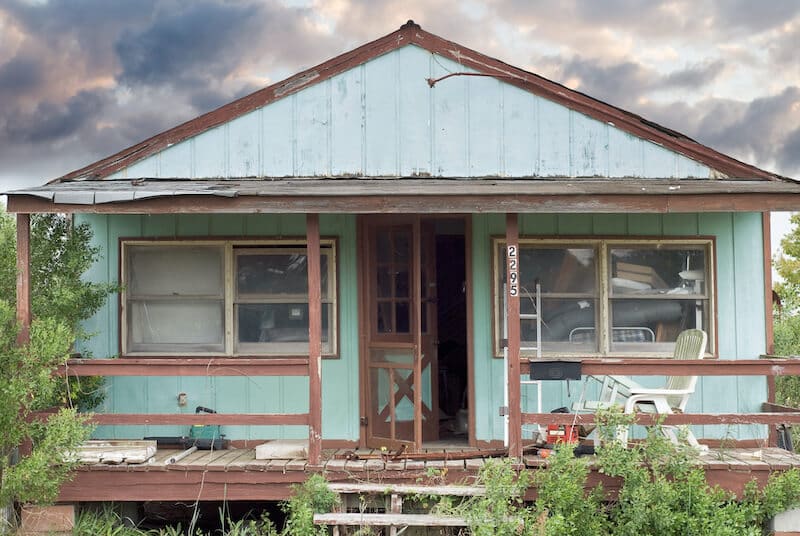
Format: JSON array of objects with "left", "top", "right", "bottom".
[{"left": 7, "top": 177, "right": 800, "bottom": 214}]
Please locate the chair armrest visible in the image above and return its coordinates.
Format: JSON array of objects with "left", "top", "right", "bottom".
[{"left": 629, "top": 387, "right": 693, "bottom": 396}]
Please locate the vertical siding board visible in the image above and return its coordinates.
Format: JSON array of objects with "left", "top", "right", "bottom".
[
  {"left": 471, "top": 214, "right": 496, "bottom": 440},
  {"left": 592, "top": 214, "right": 627, "bottom": 235},
  {"left": 227, "top": 111, "right": 261, "bottom": 178},
  {"left": 557, "top": 214, "right": 593, "bottom": 235},
  {"left": 520, "top": 214, "right": 557, "bottom": 235},
  {"left": 158, "top": 142, "right": 193, "bottom": 178},
  {"left": 295, "top": 82, "right": 330, "bottom": 176},
  {"left": 124, "top": 157, "right": 159, "bottom": 180},
  {"left": 732, "top": 213, "right": 767, "bottom": 439},
  {"left": 538, "top": 99, "right": 570, "bottom": 176},
  {"left": 142, "top": 214, "right": 177, "bottom": 237},
  {"left": 608, "top": 128, "right": 643, "bottom": 177},
  {"left": 193, "top": 126, "right": 228, "bottom": 178},
  {"left": 432, "top": 56, "right": 469, "bottom": 177},
  {"left": 662, "top": 213, "right": 699, "bottom": 235},
  {"left": 321, "top": 214, "right": 359, "bottom": 440},
  {"left": 244, "top": 214, "right": 279, "bottom": 236},
  {"left": 330, "top": 68, "right": 364, "bottom": 175},
  {"left": 699, "top": 213, "right": 736, "bottom": 440},
  {"left": 397, "top": 46, "right": 432, "bottom": 176},
  {"left": 210, "top": 215, "right": 245, "bottom": 236},
  {"left": 262, "top": 97, "right": 294, "bottom": 176},
  {"left": 177, "top": 214, "right": 211, "bottom": 236},
  {"left": 642, "top": 142, "right": 677, "bottom": 178},
  {"left": 467, "top": 77, "right": 502, "bottom": 177},
  {"left": 364, "top": 53, "right": 399, "bottom": 175},
  {"left": 627, "top": 214, "right": 662, "bottom": 236},
  {"left": 502, "top": 84, "right": 537, "bottom": 176},
  {"left": 571, "top": 112, "right": 609, "bottom": 177},
  {"left": 676, "top": 154, "right": 711, "bottom": 179}
]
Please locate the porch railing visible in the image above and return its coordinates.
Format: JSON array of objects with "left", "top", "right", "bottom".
[
  {"left": 60, "top": 357, "right": 323, "bottom": 464},
  {"left": 515, "top": 357, "right": 800, "bottom": 451}
]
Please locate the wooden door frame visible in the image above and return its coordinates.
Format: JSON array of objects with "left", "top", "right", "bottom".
[{"left": 357, "top": 214, "right": 474, "bottom": 448}]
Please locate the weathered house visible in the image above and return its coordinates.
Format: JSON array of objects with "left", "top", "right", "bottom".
[{"left": 8, "top": 21, "right": 800, "bottom": 503}]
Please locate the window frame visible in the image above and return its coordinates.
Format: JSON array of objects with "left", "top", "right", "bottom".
[
  {"left": 120, "top": 238, "right": 338, "bottom": 358},
  {"left": 492, "top": 236, "right": 716, "bottom": 358}
]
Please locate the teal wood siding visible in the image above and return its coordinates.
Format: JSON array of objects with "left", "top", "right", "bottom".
[
  {"left": 105, "top": 45, "right": 711, "bottom": 181},
  {"left": 75, "top": 213, "right": 360, "bottom": 441},
  {"left": 471, "top": 212, "right": 767, "bottom": 442}
]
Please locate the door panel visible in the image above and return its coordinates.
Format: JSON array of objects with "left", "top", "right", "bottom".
[{"left": 362, "top": 218, "right": 438, "bottom": 449}]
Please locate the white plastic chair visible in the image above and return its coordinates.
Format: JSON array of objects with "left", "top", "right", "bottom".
[{"left": 573, "top": 329, "right": 708, "bottom": 451}]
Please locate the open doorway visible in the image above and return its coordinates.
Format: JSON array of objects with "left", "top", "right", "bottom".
[
  {"left": 431, "top": 219, "right": 468, "bottom": 443},
  {"left": 359, "top": 216, "right": 468, "bottom": 449}
]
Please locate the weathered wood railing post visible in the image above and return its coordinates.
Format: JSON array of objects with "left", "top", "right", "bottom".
[
  {"left": 16, "top": 213, "right": 31, "bottom": 345},
  {"left": 307, "top": 213, "right": 323, "bottom": 465},
  {"left": 505, "top": 213, "right": 522, "bottom": 460}
]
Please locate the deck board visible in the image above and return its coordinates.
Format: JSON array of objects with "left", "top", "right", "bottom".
[{"left": 60, "top": 446, "right": 800, "bottom": 502}]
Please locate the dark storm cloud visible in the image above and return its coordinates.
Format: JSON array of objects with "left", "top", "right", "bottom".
[
  {"left": 4, "top": 89, "right": 111, "bottom": 143},
  {"left": 631, "top": 87, "right": 800, "bottom": 176},
  {"left": 553, "top": 56, "right": 725, "bottom": 108},
  {"left": 115, "top": 2, "right": 261, "bottom": 87},
  {"left": 0, "top": 55, "right": 43, "bottom": 94},
  {"left": 778, "top": 127, "right": 800, "bottom": 173}
]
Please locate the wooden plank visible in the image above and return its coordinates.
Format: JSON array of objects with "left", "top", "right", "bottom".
[
  {"left": 522, "top": 412, "right": 800, "bottom": 426},
  {"left": 62, "top": 358, "right": 309, "bottom": 377},
  {"left": 89, "top": 413, "right": 309, "bottom": 426},
  {"left": 307, "top": 213, "right": 323, "bottom": 465},
  {"left": 326, "top": 483, "right": 485, "bottom": 496},
  {"left": 16, "top": 213, "right": 30, "bottom": 345},
  {"left": 506, "top": 213, "right": 522, "bottom": 459},
  {"left": 14, "top": 191, "right": 800, "bottom": 216},
  {"left": 413, "top": 216, "right": 423, "bottom": 451},
  {"left": 314, "top": 513, "right": 468, "bottom": 527}
]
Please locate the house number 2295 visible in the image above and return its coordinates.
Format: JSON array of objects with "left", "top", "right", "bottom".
[{"left": 507, "top": 245, "right": 518, "bottom": 297}]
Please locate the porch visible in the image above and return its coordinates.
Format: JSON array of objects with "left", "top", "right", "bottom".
[
  {"left": 53, "top": 354, "right": 800, "bottom": 503},
  {"left": 58, "top": 443, "right": 800, "bottom": 502}
]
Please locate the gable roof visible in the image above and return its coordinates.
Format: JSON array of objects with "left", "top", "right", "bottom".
[{"left": 53, "top": 21, "right": 784, "bottom": 184}]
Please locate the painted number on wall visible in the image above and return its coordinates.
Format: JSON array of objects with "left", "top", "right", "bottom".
[{"left": 507, "top": 245, "right": 518, "bottom": 297}]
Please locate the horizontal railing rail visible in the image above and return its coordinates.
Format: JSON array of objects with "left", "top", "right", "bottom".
[
  {"left": 519, "top": 356, "right": 800, "bottom": 446},
  {"left": 61, "top": 358, "right": 310, "bottom": 377},
  {"left": 58, "top": 357, "right": 315, "bottom": 452}
]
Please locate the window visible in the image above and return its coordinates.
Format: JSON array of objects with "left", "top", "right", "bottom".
[
  {"left": 123, "top": 240, "right": 337, "bottom": 356},
  {"left": 493, "top": 238, "right": 714, "bottom": 357}
]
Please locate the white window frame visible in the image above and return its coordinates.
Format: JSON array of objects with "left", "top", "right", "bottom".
[
  {"left": 121, "top": 238, "right": 338, "bottom": 357},
  {"left": 492, "top": 237, "right": 716, "bottom": 358}
]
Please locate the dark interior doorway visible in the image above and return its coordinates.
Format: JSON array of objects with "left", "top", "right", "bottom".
[{"left": 432, "top": 221, "right": 468, "bottom": 442}]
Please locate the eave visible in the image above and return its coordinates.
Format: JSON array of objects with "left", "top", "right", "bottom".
[{"left": 7, "top": 178, "right": 800, "bottom": 214}]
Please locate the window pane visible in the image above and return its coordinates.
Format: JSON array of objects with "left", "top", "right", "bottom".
[
  {"left": 610, "top": 246, "right": 707, "bottom": 294},
  {"left": 128, "top": 299, "right": 224, "bottom": 351},
  {"left": 237, "top": 303, "right": 329, "bottom": 344},
  {"left": 237, "top": 252, "right": 328, "bottom": 297},
  {"left": 395, "top": 302, "right": 410, "bottom": 333},
  {"left": 541, "top": 298, "right": 597, "bottom": 353},
  {"left": 519, "top": 247, "right": 595, "bottom": 294},
  {"left": 610, "top": 299, "right": 708, "bottom": 352},
  {"left": 129, "top": 246, "right": 223, "bottom": 296}
]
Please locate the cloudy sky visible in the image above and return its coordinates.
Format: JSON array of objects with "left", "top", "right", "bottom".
[{"left": 1, "top": 0, "right": 799, "bottom": 245}]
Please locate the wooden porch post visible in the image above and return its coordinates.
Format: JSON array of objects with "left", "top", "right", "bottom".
[
  {"left": 16, "top": 213, "right": 31, "bottom": 346},
  {"left": 412, "top": 217, "right": 423, "bottom": 451},
  {"left": 505, "top": 213, "right": 522, "bottom": 459},
  {"left": 306, "top": 213, "right": 322, "bottom": 465}
]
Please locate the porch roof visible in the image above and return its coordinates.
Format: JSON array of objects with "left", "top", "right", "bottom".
[{"left": 7, "top": 177, "right": 800, "bottom": 214}]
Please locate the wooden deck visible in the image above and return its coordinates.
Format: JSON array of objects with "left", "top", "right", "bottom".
[{"left": 57, "top": 446, "right": 800, "bottom": 502}]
